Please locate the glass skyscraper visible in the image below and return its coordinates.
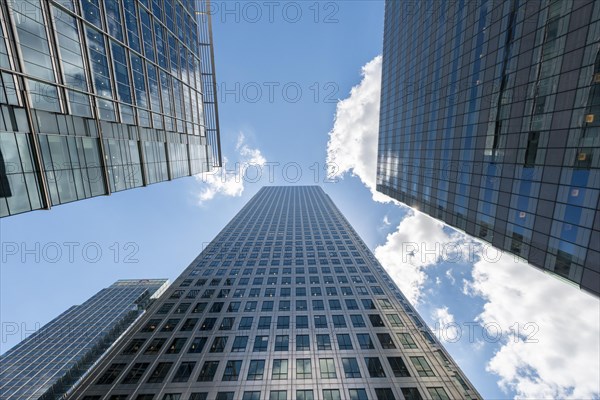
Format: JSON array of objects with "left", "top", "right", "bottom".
[
  {"left": 68, "top": 186, "right": 480, "bottom": 400},
  {"left": 377, "top": 0, "right": 600, "bottom": 296},
  {"left": 0, "top": 279, "right": 168, "bottom": 400},
  {"left": 0, "top": 0, "right": 220, "bottom": 217}
]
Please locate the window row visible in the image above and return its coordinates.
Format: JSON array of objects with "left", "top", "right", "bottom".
[
  {"left": 141, "top": 312, "right": 404, "bottom": 334},
  {"left": 124, "top": 331, "right": 419, "bottom": 356},
  {"left": 97, "top": 355, "right": 436, "bottom": 386},
  {"left": 84, "top": 385, "right": 448, "bottom": 400}
]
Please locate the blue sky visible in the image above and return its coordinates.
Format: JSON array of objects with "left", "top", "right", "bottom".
[{"left": 1, "top": 2, "right": 599, "bottom": 399}]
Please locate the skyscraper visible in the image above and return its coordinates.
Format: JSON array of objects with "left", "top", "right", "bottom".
[
  {"left": 0, "top": 279, "right": 168, "bottom": 400},
  {"left": 68, "top": 186, "right": 480, "bottom": 400},
  {"left": 0, "top": 0, "right": 221, "bottom": 217},
  {"left": 377, "top": 0, "right": 600, "bottom": 296}
]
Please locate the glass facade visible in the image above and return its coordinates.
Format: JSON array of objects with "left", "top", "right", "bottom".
[
  {"left": 377, "top": 0, "right": 600, "bottom": 296},
  {"left": 68, "top": 186, "right": 481, "bottom": 400},
  {"left": 0, "top": 279, "right": 168, "bottom": 399},
  {"left": 0, "top": 0, "right": 221, "bottom": 217}
]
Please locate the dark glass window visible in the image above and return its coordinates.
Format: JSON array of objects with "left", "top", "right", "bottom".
[
  {"left": 197, "top": 361, "right": 219, "bottom": 381},
  {"left": 172, "top": 361, "right": 195, "bottom": 383},
  {"left": 272, "top": 359, "right": 288, "bottom": 379},
  {"left": 296, "top": 358, "right": 312, "bottom": 379},
  {"left": 348, "top": 389, "right": 369, "bottom": 400},
  {"left": 357, "top": 333, "right": 375, "bottom": 349},
  {"left": 232, "top": 336, "right": 248, "bottom": 352},
  {"left": 188, "top": 337, "right": 207, "bottom": 354},
  {"left": 247, "top": 360, "right": 265, "bottom": 380},
  {"left": 296, "top": 334, "right": 310, "bottom": 350},
  {"left": 387, "top": 357, "right": 410, "bottom": 377},
  {"left": 342, "top": 358, "right": 361, "bottom": 378},
  {"left": 147, "top": 362, "right": 173, "bottom": 384},
  {"left": 377, "top": 333, "right": 396, "bottom": 349},
  {"left": 365, "top": 357, "right": 386, "bottom": 377},
  {"left": 274, "top": 335, "right": 289, "bottom": 351},
  {"left": 374, "top": 389, "right": 396, "bottom": 400},
  {"left": 316, "top": 334, "right": 332, "bottom": 350},
  {"left": 222, "top": 360, "right": 243, "bottom": 381}
]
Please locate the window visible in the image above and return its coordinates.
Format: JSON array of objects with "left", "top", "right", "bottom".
[
  {"left": 345, "top": 299, "right": 359, "bottom": 310},
  {"left": 249, "top": 288, "right": 260, "bottom": 297},
  {"left": 220, "top": 317, "right": 235, "bottom": 330},
  {"left": 144, "top": 338, "right": 166, "bottom": 354},
  {"left": 398, "top": 333, "right": 417, "bottom": 349},
  {"left": 387, "top": 357, "right": 410, "bottom": 377},
  {"left": 210, "top": 336, "right": 228, "bottom": 353},
  {"left": 279, "top": 300, "right": 291, "bottom": 311},
  {"left": 157, "top": 303, "right": 174, "bottom": 314},
  {"left": 172, "top": 361, "right": 195, "bottom": 383},
  {"left": 242, "top": 392, "right": 261, "bottom": 400},
  {"left": 410, "top": 356, "right": 435, "bottom": 377},
  {"left": 244, "top": 301, "right": 257, "bottom": 312},
  {"left": 400, "top": 388, "right": 423, "bottom": 400},
  {"left": 247, "top": 359, "right": 265, "bottom": 380},
  {"left": 141, "top": 319, "right": 160, "bottom": 332},
  {"left": 123, "top": 339, "right": 146, "bottom": 355},
  {"left": 181, "top": 318, "right": 198, "bottom": 331},
  {"left": 362, "top": 299, "right": 376, "bottom": 309},
  {"left": 348, "top": 389, "right": 369, "bottom": 400},
  {"left": 369, "top": 314, "right": 385, "bottom": 327},
  {"left": 192, "top": 302, "right": 207, "bottom": 313},
  {"left": 162, "top": 396, "right": 181, "bottom": 400},
  {"left": 357, "top": 334, "right": 374, "bottom": 349},
  {"left": 386, "top": 314, "right": 403, "bottom": 327},
  {"left": 200, "top": 318, "right": 216, "bottom": 330},
  {"left": 227, "top": 302, "right": 241, "bottom": 312},
  {"left": 232, "top": 336, "right": 248, "bottom": 352},
  {"left": 329, "top": 299, "right": 342, "bottom": 310},
  {"left": 342, "top": 358, "right": 361, "bottom": 378},
  {"left": 296, "top": 358, "right": 312, "bottom": 379},
  {"left": 258, "top": 316, "right": 272, "bottom": 329},
  {"left": 174, "top": 303, "right": 190, "bottom": 314},
  {"left": 277, "top": 316, "right": 290, "bottom": 329},
  {"left": 275, "top": 335, "right": 289, "bottom": 351},
  {"left": 239, "top": 317, "right": 253, "bottom": 330},
  {"left": 189, "top": 394, "right": 208, "bottom": 400},
  {"left": 215, "top": 393, "right": 234, "bottom": 400},
  {"left": 336, "top": 334, "right": 353, "bottom": 350},
  {"left": 264, "top": 290, "right": 276, "bottom": 299},
  {"left": 166, "top": 338, "right": 187, "bottom": 354},
  {"left": 188, "top": 337, "right": 207, "bottom": 353},
  {"left": 197, "top": 361, "right": 219, "bottom": 381},
  {"left": 269, "top": 391, "right": 287, "bottom": 400},
  {"left": 323, "top": 390, "right": 341, "bottom": 400},
  {"left": 147, "top": 362, "right": 173, "bottom": 383},
  {"left": 374, "top": 389, "right": 396, "bottom": 400},
  {"left": 312, "top": 299, "right": 324, "bottom": 310},
  {"left": 319, "top": 358, "right": 337, "bottom": 378},
  {"left": 296, "top": 300, "right": 308, "bottom": 311},
  {"left": 222, "top": 360, "right": 243, "bottom": 381},
  {"left": 332, "top": 315, "right": 347, "bottom": 328},
  {"left": 296, "top": 390, "right": 314, "bottom": 400},
  {"left": 296, "top": 334, "right": 310, "bottom": 350},
  {"left": 296, "top": 315, "right": 309, "bottom": 328},
  {"left": 272, "top": 359, "right": 288, "bottom": 379},
  {"left": 314, "top": 315, "right": 328, "bottom": 328},
  {"left": 253, "top": 336, "right": 268, "bottom": 352},
  {"left": 365, "top": 357, "right": 386, "bottom": 377},
  {"left": 311, "top": 287, "right": 322, "bottom": 296},
  {"left": 316, "top": 334, "right": 332, "bottom": 350},
  {"left": 350, "top": 314, "right": 366, "bottom": 327},
  {"left": 122, "top": 363, "right": 149, "bottom": 384},
  {"left": 377, "top": 333, "right": 396, "bottom": 349}
]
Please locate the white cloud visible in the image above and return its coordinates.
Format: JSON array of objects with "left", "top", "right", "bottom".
[
  {"left": 194, "top": 132, "right": 265, "bottom": 204},
  {"left": 446, "top": 268, "right": 456, "bottom": 285},
  {"left": 433, "top": 306, "right": 460, "bottom": 343},
  {"left": 326, "top": 55, "right": 396, "bottom": 203},
  {"left": 374, "top": 210, "right": 461, "bottom": 304},
  {"left": 383, "top": 215, "right": 391, "bottom": 226},
  {"left": 466, "top": 255, "right": 600, "bottom": 400}
]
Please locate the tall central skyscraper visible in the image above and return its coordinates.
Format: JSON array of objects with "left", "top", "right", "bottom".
[
  {"left": 0, "top": 0, "right": 221, "bottom": 217},
  {"left": 68, "top": 186, "right": 480, "bottom": 400},
  {"left": 377, "top": 0, "right": 599, "bottom": 296}
]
